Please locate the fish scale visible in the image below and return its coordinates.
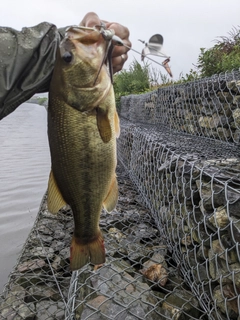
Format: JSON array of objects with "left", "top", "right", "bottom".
[{"left": 47, "top": 26, "right": 119, "bottom": 270}]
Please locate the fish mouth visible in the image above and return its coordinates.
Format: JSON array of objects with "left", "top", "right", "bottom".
[{"left": 64, "top": 26, "right": 113, "bottom": 85}]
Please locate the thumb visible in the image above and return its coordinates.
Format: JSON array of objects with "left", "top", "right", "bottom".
[{"left": 79, "top": 12, "right": 101, "bottom": 28}]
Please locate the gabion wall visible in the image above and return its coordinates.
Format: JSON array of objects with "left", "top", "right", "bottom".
[
  {"left": 120, "top": 70, "right": 240, "bottom": 143},
  {"left": 118, "top": 71, "right": 240, "bottom": 320}
]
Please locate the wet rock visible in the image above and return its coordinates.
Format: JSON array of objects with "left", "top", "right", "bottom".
[
  {"left": 108, "top": 227, "right": 126, "bottom": 242},
  {"left": 54, "top": 229, "right": 66, "bottom": 240},
  {"left": 0, "top": 303, "right": 35, "bottom": 320},
  {"left": 198, "top": 114, "right": 221, "bottom": 129},
  {"left": 127, "top": 242, "right": 152, "bottom": 263},
  {"left": 210, "top": 239, "right": 238, "bottom": 265},
  {"left": 38, "top": 234, "right": 53, "bottom": 244},
  {"left": 130, "top": 223, "right": 159, "bottom": 240},
  {"left": 59, "top": 247, "right": 70, "bottom": 260},
  {"left": 36, "top": 300, "right": 65, "bottom": 319},
  {"left": 17, "top": 259, "right": 46, "bottom": 273},
  {"left": 80, "top": 295, "right": 127, "bottom": 320},
  {"left": 52, "top": 240, "right": 66, "bottom": 252},
  {"left": 208, "top": 206, "right": 229, "bottom": 229},
  {"left": 227, "top": 80, "right": 240, "bottom": 93},
  {"left": 225, "top": 190, "right": 240, "bottom": 217},
  {"left": 0, "top": 285, "right": 26, "bottom": 310},
  {"left": 51, "top": 255, "right": 65, "bottom": 271},
  {"left": 18, "top": 303, "right": 36, "bottom": 320},
  {"left": 233, "top": 108, "right": 240, "bottom": 128},
  {"left": 196, "top": 180, "right": 224, "bottom": 211},
  {"left": 16, "top": 276, "right": 44, "bottom": 289},
  {"left": 26, "top": 284, "right": 61, "bottom": 302},
  {"left": 208, "top": 240, "right": 240, "bottom": 283},
  {"left": 37, "top": 224, "right": 53, "bottom": 236},
  {"left": 213, "top": 284, "right": 239, "bottom": 319},
  {"left": 231, "top": 217, "right": 240, "bottom": 242},
  {"left": 29, "top": 246, "right": 54, "bottom": 259},
  {"left": 162, "top": 288, "right": 200, "bottom": 319},
  {"left": 90, "top": 262, "right": 158, "bottom": 314}
]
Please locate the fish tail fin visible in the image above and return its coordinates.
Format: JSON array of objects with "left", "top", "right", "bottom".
[{"left": 70, "top": 233, "right": 105, "bottom": 271}]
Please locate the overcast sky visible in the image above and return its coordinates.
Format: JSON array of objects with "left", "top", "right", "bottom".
[{"left": 1, "top": 0, "right": 240, "bottom": 80}]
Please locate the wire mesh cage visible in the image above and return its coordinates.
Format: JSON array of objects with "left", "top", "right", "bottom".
[
  {"left": 0, "top": 166, "right": 206, "bottom": 320},
  {"left": 117, "top": 70, "right": 240, "bottom": 320},
  {"left": 1, "top": 70, "right": 240, "bottom": 319}
]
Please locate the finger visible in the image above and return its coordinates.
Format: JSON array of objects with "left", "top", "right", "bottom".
[
  {"left": 105, "top": 22, "right": 130, "bottom": 41},
  {"left": 111, "top": 39, "right": 132, "bottom": 58},
  {"left": 112, "top": 53, "right": 128, "bottom": 74},
  {"left": 79, "top": 12, "right": 101, "bottom": 28}
]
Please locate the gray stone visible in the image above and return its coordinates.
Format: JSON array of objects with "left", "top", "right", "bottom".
[
  {"left": 213, "top": 284, "right": 238, "bottom": 319},
  {"left": 16, "top": 276, "right": 44, "bottom": 288},
  {"left": 162, "top": 288, "right": 200, "bottom": 319},
  {"left": 26, "top": 285, "right": 61, "bottom": 302},
  {"left": 233, "top": 95, "right": 240, "bottom": 105},
  {"left": 59, "top": 247, "right": 70, "bottom": 260},
  {"left": 227, "top": 80, "right": 240, "bottom": 93},
  {"left": 208, "top": 206, "right": 229, "bottom": 229},
  {"left": 231, "top": 217, "right": 240, "bottom": 242},
  {"left": 233, "top": 129, "right": 240, "bottom": 142},
  {"left": 233, "top": 108, "right": 240, "bottom": 128},
  {"left": 198, "top": 114, "right": 221, "bottom": 129},
  {"left": 196, "top": 180, "right": 224, "bottom": 211},
  {"left": 36, "top": 300, "right": 65, "bottom": 319},
  {"left": 17, "top": 259, "right": 46, "bottom": 273},
  {"left": 29, "top": 246, "right": 54, "bottom": 259},
  {"left": 18, "top": 303, "right": 36, "bottom": 320}
]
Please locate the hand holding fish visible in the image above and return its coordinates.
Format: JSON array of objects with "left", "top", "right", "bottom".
[{"left": 80, "top": 12, "right": 131, "bottom": 73}]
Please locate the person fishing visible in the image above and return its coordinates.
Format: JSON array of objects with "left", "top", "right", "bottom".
[{"left": 0, "top": 11, "right": 131, "bottom": 120}]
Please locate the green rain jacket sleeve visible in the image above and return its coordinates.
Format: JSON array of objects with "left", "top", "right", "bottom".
[{"left": 0, "top": 22, "right": 66, "bottom": 120}]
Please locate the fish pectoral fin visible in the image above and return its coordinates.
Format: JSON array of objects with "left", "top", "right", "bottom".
[
  {"left": 115, "top": 111, "right": 120, "bottom": 138},
  {"left": 47, "top": 170, "right": 67, "bottom": 214},
  {"left": 103, "top": 175, "right": 118, "bottom": 212},
  {"left": 96, "top": 106, "right": 112, "bottom": 143},
  {"left": 70, "top": 233, "right": 105, "bottom": 271}
]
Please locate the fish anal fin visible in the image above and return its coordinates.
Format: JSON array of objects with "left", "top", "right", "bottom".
[
  {"left": 70, "top": 233, "right": 105, "bottom": 271},
  {"left": 96, "top": 106, "right": 112, "bottom": 143},
  {"left": 47, "top": 170, "right": 67, "bottom": 214},
  {"left": 115, "top": 111, "right": 120, "bottom": 138},
  {"left": 103, "top": 175, "right": 118, "bottom": 212}
]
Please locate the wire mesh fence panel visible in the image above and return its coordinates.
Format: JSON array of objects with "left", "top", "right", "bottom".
[{"left": 118, "top": 70, "right": 240, "bottom": 320}]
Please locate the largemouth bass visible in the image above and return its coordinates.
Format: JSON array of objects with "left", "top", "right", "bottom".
[{"left": 47, "top": 26, "right": 120, "bottom": 271}]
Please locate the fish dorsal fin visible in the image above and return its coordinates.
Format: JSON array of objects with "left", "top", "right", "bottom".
[
  {"left": 103, "top": 175, "right": 118, "bottom": 212},
  {"left": 96, "top": 106, "right": 112, "bottom": 143},
  {"left": 114, "top": 111, "right": 120, "bottom": 138},
  {"left": 47, "top": 170, "right": 67, "bottom": 214}
]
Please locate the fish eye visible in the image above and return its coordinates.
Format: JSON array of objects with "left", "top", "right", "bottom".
[{"left": 62, "top": 52, "right": 73, "bottom": 63}]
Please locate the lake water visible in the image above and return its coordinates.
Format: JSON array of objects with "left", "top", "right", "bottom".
[{"left": 0, "top": 102, "right": 50, "bottom": 292}]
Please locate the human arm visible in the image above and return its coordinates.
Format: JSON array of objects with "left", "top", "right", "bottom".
[
  {"left": 0, "top": 13, "right": 131, "bottom": 120},
  {"left": 0, "top": 22, "right": 61, "bottom": 120}
]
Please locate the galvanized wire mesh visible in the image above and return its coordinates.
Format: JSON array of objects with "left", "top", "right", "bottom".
[
  {"left": 120, "top": 70, "right": 240, "bottom": 144},
  {"left": 0, "top": 165, "right": 206, "bottom": 320},
  {"left": 1, "top": 71, "right": 240, "bottom": 319},
  {"left": 117, "top": 71, "right": 240, "bottom": 320}
]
